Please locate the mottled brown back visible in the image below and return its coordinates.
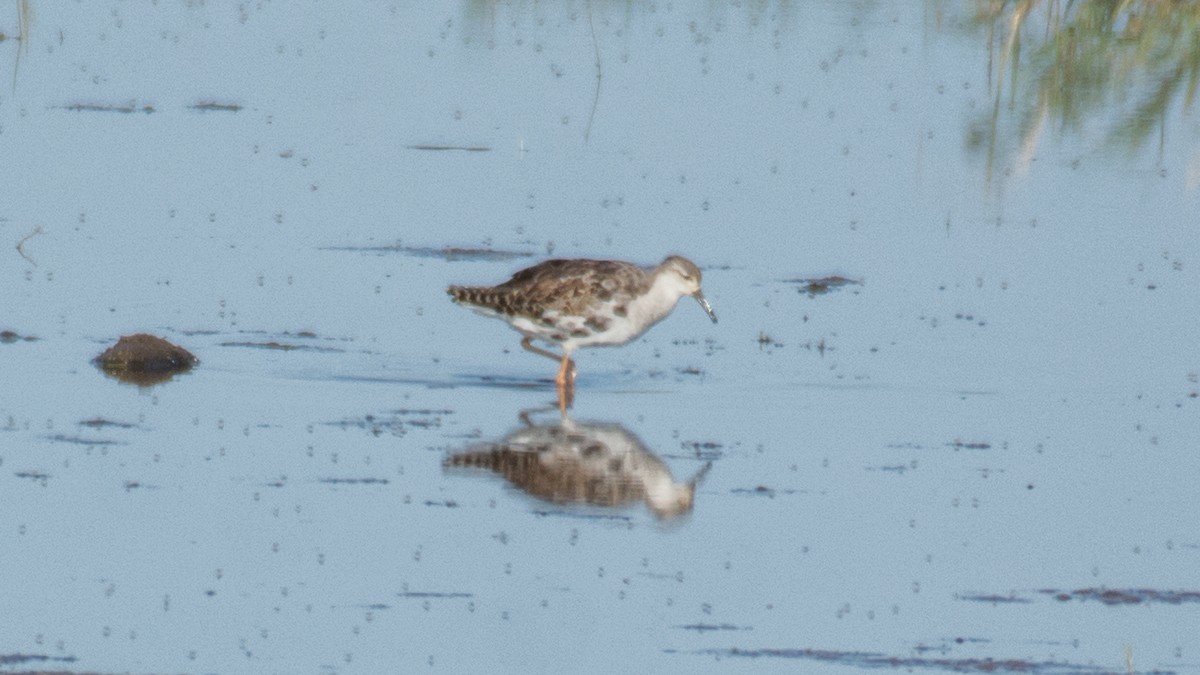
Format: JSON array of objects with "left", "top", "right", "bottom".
[{"left": 448, "top": 258, "right": 651, "bottom": 318}]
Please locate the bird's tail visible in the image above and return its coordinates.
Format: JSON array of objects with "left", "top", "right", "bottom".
[
  {"left": 448, "top": 285, "right": 521, "bottom": 315},
  {"left": 447, "top": 285, "right": 486, "bottom": 305}
]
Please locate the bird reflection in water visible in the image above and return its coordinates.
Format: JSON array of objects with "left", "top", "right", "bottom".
[{"left": 445, "top": 409, "right": 710, "bottom": 520}]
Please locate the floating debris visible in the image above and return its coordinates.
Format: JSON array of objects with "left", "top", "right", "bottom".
[
  {"left": 406, "top": 144, "right": 491, "bottom": 152},
  {"left": 321, "top": 242, "right": 534, "bottom": 262},
  {"left": 672, "top": 439, "right": 723, "bottom": 461},
  {"left": 731, "top": 485, "right": 777, "bottom": 497},
  {"left": 948, "top": 440, "right": 992, "bottom": 450},
  {"left": 219, "top": 340, "right": 344, "bottom": 353},
  {"left": 913, "top": 637, "right": 992, "bottom": 653},
  {"left": 318, "top": 477, "right": 390, "bottom": 486},
  {"left": 0, "top": 653, "right": 79, "bottom": 667},
  {"left": 955, "top": 593, "right": 1033, "bottom": 604},
  {"left": 785, "top": 275, "right": 863, "bottom": 297},
  {"left": 869, "top": 464, "right": 915, "bottom": 474},
  {"left": 43, "top": 434, "right": 123, "bottom": 446},
  {"left": 671, "top": 647, "right": 1129, "bottom": 673},
  {"left": 94, "top": 333, "right": 197, "bottom": 386},
  {"left": 959, "top": 587, "right": 1200, "bottom": 606},
  {"left": 15, "top": 225, "right": 42, "bottom": 266},
  {"left": 0, "top": 329, "right": 36, "bottom": 343},
  {"left": 78, "top": 418, "right": 137, "bottom": 429},
  {"left": 757, "top": 332, "right": 783, "bottom": 349},
  {"left": 674, "top": 623, "right": 752, "bottom": 633},
  {"left": 323, "top": 409, "right": 448, "bottom": 437},
  {"left": 1039, "top": 587, "right": 1200, "bottom": 606},
  {"left": 189, "top": 100, "right": 243, "bottom": 112},
  {"left": 396, "top": 591, "right": 474, "bottom": 599},
  {"left": 60, "top": 101, "right": 156, "bottom": 114}
]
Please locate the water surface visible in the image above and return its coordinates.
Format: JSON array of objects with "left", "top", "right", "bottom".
[{"left": 1, "top": 1, "right": 1198, "bottom": 673}]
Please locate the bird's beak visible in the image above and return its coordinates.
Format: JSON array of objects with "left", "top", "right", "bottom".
[{"left": 693, "top": 291, "right": 717, "bottom": 323}]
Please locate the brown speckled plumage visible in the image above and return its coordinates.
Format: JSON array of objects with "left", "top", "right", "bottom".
[{"left": 448, "top": 259, "right": 653, "bottom": 321}]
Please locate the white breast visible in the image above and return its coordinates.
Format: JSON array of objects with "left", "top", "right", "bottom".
[{"left": 568, "top": 273, "right": 687, "bottom": 348}]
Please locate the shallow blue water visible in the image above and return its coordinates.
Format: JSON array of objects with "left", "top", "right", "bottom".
[{"left": 1, "top": 2, "right": 1198, "bottom": 674}]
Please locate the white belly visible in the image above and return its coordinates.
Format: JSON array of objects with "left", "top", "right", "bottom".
[{"left": 513, "top": 289, "right": 682, "bottom": 352}]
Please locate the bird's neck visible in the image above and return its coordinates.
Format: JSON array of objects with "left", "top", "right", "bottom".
[{"left": 637, "top": 272, "right": 686, "bottom": 321}]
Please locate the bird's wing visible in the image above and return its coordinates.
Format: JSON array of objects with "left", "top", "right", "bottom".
[{"left": 496, "top": 259, "right": 647, "bottom": 316}]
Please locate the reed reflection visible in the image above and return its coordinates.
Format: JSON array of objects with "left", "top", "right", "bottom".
[
  {"left": 445, "top": 407, "right": 709, "bottom": 520},
  {"left": 966, "top": 1, "right": 1200, "bottom": 182}
]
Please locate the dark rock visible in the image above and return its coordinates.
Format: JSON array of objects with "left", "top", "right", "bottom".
[{"left": 94, "top": 333, "right": 197, "bottom": 385}]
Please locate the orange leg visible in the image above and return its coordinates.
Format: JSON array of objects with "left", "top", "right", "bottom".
[
  {"left": 556, "top": 383, "right": 574, "bottom": 412},
  {"left": 521, "top": 337, "right": 560, "bottom": 362},
  {"left": 555, "top": 352, "right": 576, "bottom": 411},
  {"left": 521, "top": 338, "right": 576, "bottom": 407},
  {"left": 554, "top": 353, "right": 575, "bottom": 386},
  {"left": 522, "top": 337, "right": 575, "bottom": 385}
]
